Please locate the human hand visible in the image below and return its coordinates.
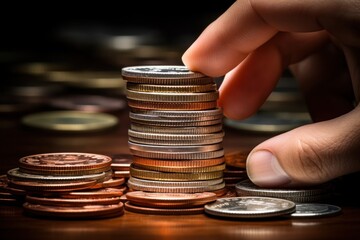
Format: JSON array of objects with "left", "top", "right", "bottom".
[{"left": 182, "top": 0, "right": 360, "bottom": 187}]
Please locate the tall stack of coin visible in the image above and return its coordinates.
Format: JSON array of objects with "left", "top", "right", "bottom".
[{"left": 121, "top": 65, "right": 226, "bottom": 195}]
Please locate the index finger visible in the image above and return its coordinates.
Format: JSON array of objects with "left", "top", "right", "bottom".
[{"left": 181, "top": 0, "right": 344, "bottom": 77}]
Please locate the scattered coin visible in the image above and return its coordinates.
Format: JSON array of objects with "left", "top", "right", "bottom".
[
  {"left": 235, "top": 179, "right": 334, "bottom": 203},
  {"left": 204, "top": 196, "right": 296, "bottom": 218},
  {"left": 224, "top": 111, "right": 311, "bottom": 133},
  {"left": 21, "top": 111, "right": 119, "bottom": 132},
  {"left": 48, "top": 95, "right": 126, "bottom": 112},
  {"left": 290, "top": 203, "right": 342, "bottom": 218}
]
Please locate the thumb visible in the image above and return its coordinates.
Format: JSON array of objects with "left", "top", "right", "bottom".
[{"left": 246, "top": 107, "right": 360, "bottom": 187}]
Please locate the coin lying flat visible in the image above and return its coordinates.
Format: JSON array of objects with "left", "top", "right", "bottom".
[
  {"left": 235, "top": 179, "right": 334, "bottom": 203},
  {"left": 21, "top": 111, "right": 118, "bottom": 132},
  {"left": 48, "top": 95, "right": 126, "bottom": 112},
  {"left": 204, "top": 196, "right": 296, "bottom": 218},
  {"left": 224, "top": 112, "right": 311, "bottom": 133},
  {"left": 23, "top": 202, "right": 124, "bottom": 219},
  {"left": 290, "top": 203, "right": 342, "bottom": 218}
]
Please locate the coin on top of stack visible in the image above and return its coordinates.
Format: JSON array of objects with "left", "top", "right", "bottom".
[{"left": 121, "top": 65, "right": 226, "bottom": 213}]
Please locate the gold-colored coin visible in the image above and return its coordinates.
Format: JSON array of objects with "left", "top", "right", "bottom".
[
  {"left": 126, "top": 83, "right": 218, "bottom": 93},
  {"left": 128, "top": 136, "right": 223, "bottom": 146},
  {"left": 130, "top": 164, "right": 223, "bottom": 181},
  {"left": 21, "top": 111, "right": 118, "bottom": 132},
  {"left": 126, "top": 89, "right": 219, "bottom": 102},
  {"left": 127, "top": 99, "right": 217, "bottom": 111},
  {"left": 128, "top": 177, "right": 224, "bottom": 187},
  {"left": 127, "top": 181, "right": 225, "bottom": 194}
]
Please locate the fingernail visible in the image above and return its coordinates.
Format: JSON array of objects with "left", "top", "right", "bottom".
[{"left": 247, "top": 150, "right": 291, "bottom": 187}]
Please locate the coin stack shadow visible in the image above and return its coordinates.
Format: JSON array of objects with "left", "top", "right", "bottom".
[{"left": 121, "top": 66, "right": 227, "bottom": 199}]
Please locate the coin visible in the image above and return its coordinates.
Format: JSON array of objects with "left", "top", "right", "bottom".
[
  {"left": 124, "top": 201, "right": 204, "bottom": 215},
  {"left": 235, "top": 179, "right": 334, "bottom": 203},
  {"left": 21, "top": 111, "right": 118, "bottom": 132},
  {"left": 48, "top": 95, "right": 126, "bottom": 112},
  {"left": 125, "top": 191, "right": 217, "bottom": 207},
  {"left": 290, "top": 203, "right": 342, "bottom": 218},
  {"left": 224, "top": 111, "right": 311, "bottom": 133},
  {"left": 224, "top": 150, "right": 250, "bottom": 169},
  {"left": 60, "top": 187, "right": 126, "bottom": 199},
  {"left": 110, "top": 153, "right": 133, "bottom": 171},
  {"left": 25, "top": 195, "right": 122, "bottom": 207},
  {"left": 18, "top": 152, "right": 112, "bottom": 172},
  {"left": 121, "top": 65, "right": 205, "bottom": 79},
  {"left": 204, "top": 196, "right": 296, "bottom": 218},
  {"left": 7, "top": 168, "right": 106, "bottom": 182},
  {"left": 23, "top": 202, "right": 124, "bottom": 219}
]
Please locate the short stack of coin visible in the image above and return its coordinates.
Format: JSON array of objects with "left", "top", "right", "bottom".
[
  {"left": 121, "top": 65, "right": 226, "bottom": 197},
  {"left": 4, "top": 152, "right": 125, "bottom": 219},
  {"left": 223, "top": 150, "right": 250, "bottom": 187}
]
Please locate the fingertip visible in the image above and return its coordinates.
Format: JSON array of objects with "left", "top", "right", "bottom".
[{"left": 247, "top": 150, "right": 292, "bottom": 187}]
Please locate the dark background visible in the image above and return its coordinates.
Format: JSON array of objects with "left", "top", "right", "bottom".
[{"left": 0, "top": 1, "right": 235, "bottom": 57}]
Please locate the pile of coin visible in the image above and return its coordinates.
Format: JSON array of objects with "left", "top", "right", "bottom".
[
  {"left": 3, "top": 152, "right": 126, "bottom": 219},
  {"left": 121, "top": 66, "right": 226, "bottom": 199}
]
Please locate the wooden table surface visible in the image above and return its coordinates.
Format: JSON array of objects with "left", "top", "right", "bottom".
[{"left": 1, "top": 105, "right": 359, "bottom": 240}]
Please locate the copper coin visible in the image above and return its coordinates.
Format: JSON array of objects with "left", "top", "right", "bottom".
[
  {"left": 111, "top": 153, "right": 133, "bottom": 171},
  {"left": 124, "top": 201, "right": 204, "bottom": 215},
  {"left": 25, "top": 195, "right": 122, "bottom": 206},
  {"left": 125, "top": 191, "right": 217, "bottom": 204},
  {"left": 8, "top": 179, "right": 97, "bottom": 192},
  {"left": 23, "top": 202, "right": 124, "bottom": 219},
  {"left": 90, "top": 178, "right": 126, "bottom": 189},
  {"left": 224, "top": 150, "right": 250, "bottom": 169},
  {"left": 60, "top": 187, "right": 126, "bottom": 199},
  {"left": 223, "top": 169, "right": 248, "bottom": 178},
  {"left": 19, "top": 152, "right": 112, "bottom": 171},
  {"left": 125, "top": 191, "right": 217, "bottom": 208}
]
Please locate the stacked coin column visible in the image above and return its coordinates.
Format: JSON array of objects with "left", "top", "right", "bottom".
[{"left": 121, "top": 66, "right": 226, "bottom": 194}]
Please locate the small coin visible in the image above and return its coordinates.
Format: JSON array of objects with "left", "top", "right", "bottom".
[
  {"left": 25, "top": 195, "right": 122, "bottom": 207},
  {"left": 204, "top": 196, "right": 296, "bottom": 218},
  {"left": 126, "top": 191, "right": 217, "bottom": 203},
  {"left": 126, "top": 83, "right": 218, "bottom": 93},
  {"left": 21, "top": 111, "right": 118, "bottom": 132},
  {"left": 290, "top": 203, "right": 342, "bottom": 218},
  {"left": 23, "top": 202, "right": 124, "bottom": 219},
  {"left": 124, "top": 201, "right": 204, "bottom": 215},
  {"left": 48, "top": 95, "right": 126, "bottom": 112},
  {"left": 60, "top": 187, "right": 126, "bottom": 199},
  {"left": 224, "top": 150, "right": 250, "bottom": 169},
  {"left": 224, "top": 111, "right": 311, "bottom": 133},
  {"left": 111, "top": 153, "right": 133, "bottom": 171}
]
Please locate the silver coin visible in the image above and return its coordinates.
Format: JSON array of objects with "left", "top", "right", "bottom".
[
  {"left": 235, "top": 179, "right": 334, "bottom": 203},
  {"left": 224, "top": 112, "right": 311, "bottom": 133},
  {"left": 7, "top": 168, "right": 106, "bottom": 182},
  {"left": 290, "top": 203, "right": 342, "bottom": 218},
  {"left": 121, "top": 65, "right": 205, "bottom": 79},
  {"left": 204, "top": 196, "right": 296, "bottom": 218}
]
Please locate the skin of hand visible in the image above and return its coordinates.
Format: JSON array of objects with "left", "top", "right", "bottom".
[{"left": 182, "top": 0, "right": 360, "bottom": 187}]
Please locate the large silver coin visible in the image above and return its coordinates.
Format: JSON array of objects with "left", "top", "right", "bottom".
[
  {"left": 290, "top": 203, "right": 342, "bottom": 218},
  {"left": 235, "top": 179, "right": 334, "bottom": 203},
  {"left": 121, "top": 65, "right": 204, "bottom": 79},
  {"left": 204, "top": 196, "right": 296, "bottom": 218}
]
